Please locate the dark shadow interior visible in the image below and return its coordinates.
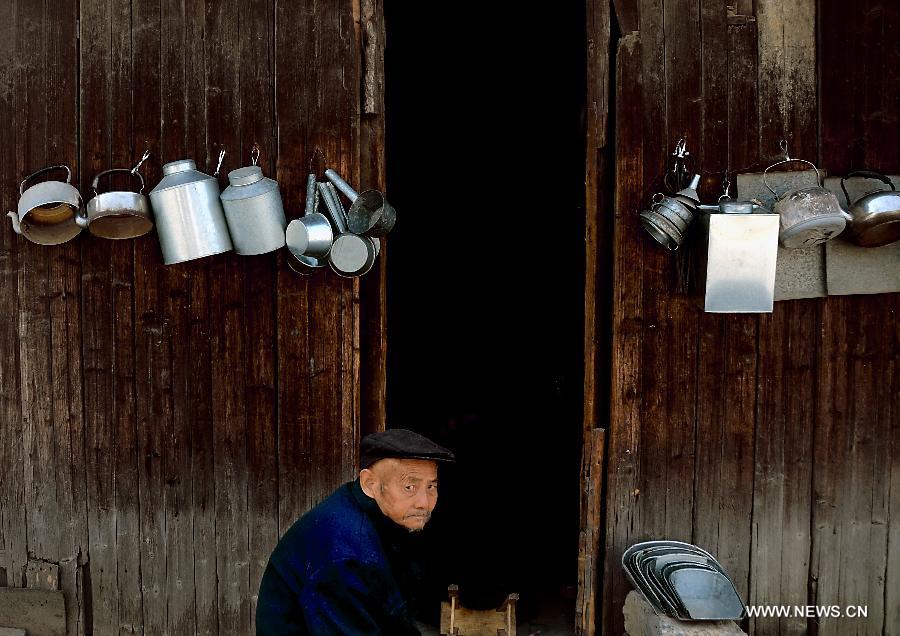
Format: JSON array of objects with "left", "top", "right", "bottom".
[{"left": 384, "top": 2, "right": 587, "bottom": 631}]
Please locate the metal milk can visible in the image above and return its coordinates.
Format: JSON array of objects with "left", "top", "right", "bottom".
[
  {"left": 219, "top": 148, "right": 286, "bottom": 255},
  {"left": 149, "top": 153, "right": 233, "bottom": 264}
]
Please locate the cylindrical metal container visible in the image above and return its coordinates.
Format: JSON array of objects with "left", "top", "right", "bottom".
[
  {"left": 149, "top": 159, "right": 233, "bottom": 264},
  {"left": 220, "top": 165, "right": 286, "bottom": 255}
]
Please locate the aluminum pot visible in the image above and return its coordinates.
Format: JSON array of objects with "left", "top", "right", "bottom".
[
  {"left": 285, "top": 173, "right": 333, "bottom": 259},
  {"left": 149, "top": 158, "right": 233, "bottom": 264},
  {"left": 763, "top": 156, "right": 848, "bottom": 248},
  {"left": 80, "top": 168, "right": 154, "bottom": 239},
  {"left": 7, "top": 165, "right": 83, "bottom": 245},
  {"left": 220, "top": 150, "right": 286, "bottom": 255},
  {"left": 840, "top": 171, "right": 900, "bottom": 247},
  {"left": 319, "top": 182, "right": 377, "bottom": 277}
]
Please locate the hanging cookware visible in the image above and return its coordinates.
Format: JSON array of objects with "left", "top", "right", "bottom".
[
  {"left": 840, "top": 171, "right": 900, "bottom": 247},
  {"left": 324, "top": 168, "right": 396, "bottom": 237},
  {"left": 763, "top": 143, "right": 848, "bottom": 249},
  {"left": 319, "top": 182, "right": 377, "bottom": 278},
  {"left": 79, "top": 150, "right": 154, "bottom": 239},
  {"left": 149, "top": 150, "right": 233, "bottom": 264},
  {"left": 285, "top": 173, "right": 333, "bottom": 259},
  {"left": 639, "top": 174, "right": 701, "bottom": 250},
  {"left": 8, "top": 165, "right": 83, "bottom": 245},
  {"left": 220, "top": 146, "right": 286, "bottom": 255}
]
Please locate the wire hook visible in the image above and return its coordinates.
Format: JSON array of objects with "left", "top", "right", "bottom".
[
  {"left": 131, "top": 147, "right": 152, "bottom": 174},
  {"left": 251, "top": 143, "right": 260, "bottom": 166},
  {"left": 214, "top": 148, "right": 226, "bottom": 177}
]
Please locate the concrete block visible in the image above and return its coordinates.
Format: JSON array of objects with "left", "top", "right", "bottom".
[
  {"left": 822, "top": 176, "right": 900, "bottom": 296},
  {"left": 737, "top": 169, "right": 828, "bottom": 301},
  {"left": 623, "top": 591, "right": 745, "bottom": 636},
  {"left": 0, "top": 588, "right": 65, "bottom": 636},
  {"left": 0, "top": 628, "right": 27, "bottom": 636}
]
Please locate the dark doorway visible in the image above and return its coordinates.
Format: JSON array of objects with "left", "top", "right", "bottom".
[{"left": 384, "top": 2, "right": 587, "bottom": 632}]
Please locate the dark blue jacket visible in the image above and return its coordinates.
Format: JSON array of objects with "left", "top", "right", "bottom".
[{"left": 256, "top": 479, "right": 424, "bottom": 635}]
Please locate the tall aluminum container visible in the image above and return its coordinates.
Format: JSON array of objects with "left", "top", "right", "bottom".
[
  {"left": 694, "top": 206, "right": 780, "bottom": 313},
  {"left": 149, "top": 159, "right": 233, "bottom": 264},
  {"left": 220, "top": 165, "right": 286, "bottom": 255}
]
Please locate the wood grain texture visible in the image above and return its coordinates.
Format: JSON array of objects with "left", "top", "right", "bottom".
[{"left": 0, "top": 1, "right": 379, "bottom": 633}]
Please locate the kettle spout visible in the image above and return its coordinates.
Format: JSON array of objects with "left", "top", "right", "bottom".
[
  {"left": 7, "top": 211, "right": 22, "bottom": 234},
  {"left": 75, "top": 211, "right": 90, "bottom": 229}
]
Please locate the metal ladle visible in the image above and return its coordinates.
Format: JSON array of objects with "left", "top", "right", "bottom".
[
  {"left": 286, "top": 173, "right": 334, "bottom": 259},
  {"left": 319, "top": 182, "right": 377, "bottom": 278},
  {"left": 324, "top": 168, "right": 396, "bottom": 237}
]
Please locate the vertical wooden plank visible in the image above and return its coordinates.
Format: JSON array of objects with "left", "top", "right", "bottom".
[
  {"left": 47, "top": 0, "right": 88, "bottom": 630},
  {"left": 885, "top": 295, "right": 900, "bottom": 635},
  {"left": 78, "top": 0, "right": 119, "bottom": 629},
  {"left": 0, "top": 0, "right": 27, "bottom": 594},
  {"left": 205, "top": 0, "right": 250, "bottom": 630},
  {"left": 241, "top": 0, "right": 279, "bottom": 624},
  {"left": 576, "top": 428, "right": 606, "bottom": 636},
  {"left": 17, "top": 0, "right": 59, "bottom": 571},
  {"left": 757, "top": 0, "right": 817, "bottom": 160},
  {"left": 359, "top": 0, "right": 388, "bottom": 439},
  {"left": 275, "top": 0, "right": 314, "bottom": 535},
  {"left": 601, "top": 31, "right": 643, "bottom": 636}
]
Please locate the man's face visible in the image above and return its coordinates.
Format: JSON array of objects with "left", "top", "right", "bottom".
[{"left": 359, "top": 458, "right": 439, "bottom": 532}]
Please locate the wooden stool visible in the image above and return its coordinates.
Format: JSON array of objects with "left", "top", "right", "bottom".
[{"left": 440, "top": 585, "right": 518, "bottom": 635}]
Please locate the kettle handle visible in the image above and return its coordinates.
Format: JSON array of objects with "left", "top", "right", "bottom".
[
  {"left": 91, "top": 168, "right": 146, "bottom": 196},
  {"left": 20, "top": 165, "right": 72, "bottom": 195},
  {"left": 762, "top": 158, "right": 821, "bottom": 197},
  {"left": 840, "top": 170, "right": 895, "bottom": 206}
]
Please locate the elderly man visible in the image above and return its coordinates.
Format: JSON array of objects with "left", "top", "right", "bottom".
[{"left": 256, "top": 429, "right": 455, "bottom": 635}]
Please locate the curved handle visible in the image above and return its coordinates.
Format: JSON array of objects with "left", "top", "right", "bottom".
[
  {"left": 840, "top": 170, "right": 896, "bottom": 206},
  {"left": 20, "top": 165, "right": 72, "bottom": 195},
  {"left": 762, "top": 157, "right": 821, "bottom": 197},
  {"left": 304, "top": 174, "right": 318, "bottom": 217},
  {"left": 91, "top": 168, "right": 146, "bottom": 196},
  {"left": 324, "top": 169, "right": 359, "bottom": 201}
]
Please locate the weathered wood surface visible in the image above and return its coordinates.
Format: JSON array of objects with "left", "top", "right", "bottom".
[
  {"left": 0, "top": 1, "right": 382, "bottom": 633},
  {"left": 601, "top": 0, "right": 900, "bottom": 634}
]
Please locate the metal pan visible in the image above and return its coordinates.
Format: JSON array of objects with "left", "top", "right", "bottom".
[
  {"left": 667, "top": 566, "right": 746, "bottom": 620},
  {"left": 325, "top": 168, "right": 396, "bottom": 237},
  {"left": 318, "top": 183, "right": 376, "bottom": 278}
]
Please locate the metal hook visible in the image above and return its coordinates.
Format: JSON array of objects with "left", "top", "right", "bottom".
[
  {"left": 779, "top": 139, "right": 790, "bottom": 160},
  {"left": 251, "top": 143, "right": 260, "bottom": 166},
  {"left": 308, "top": 147, "right": 327, "bottom": 176},
  {"left": 214, "top": 148, "right": 226, "bottom": 177},
  {"left": 672, "top": 138, "right": 690, "bottom": 160},
  {"left": 131, "top": 147, "right": 152, "bottom": 174}
]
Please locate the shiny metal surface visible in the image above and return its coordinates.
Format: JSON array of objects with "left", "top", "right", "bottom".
[
  {"left": 9, "top": 164, "right": 83, "bottom": 245},
  {"left": 149, "top": 159, "right": 232, "bottom": 264},
  {"left": 698, "top": 211, "right": 780, "bottom": 313},
  {"left": 286, "top": 173, "right": 333, "bottom": 259},
  {"left": 320, "top": 182, "right": 377, "bottom": 277},
  {"left": 220, "top": 165, "right": 286, "bottom": 255},
  {"left": 81, "top": 168, "right": 154, "bottom": 239},
  {"left": 324, "top": 168, "right": 396, "bottom": 237}
]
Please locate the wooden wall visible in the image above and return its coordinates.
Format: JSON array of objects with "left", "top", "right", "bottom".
[
  {"left": 591, "top": 0, "right": 900, "bottom": 634},
  {"left": 0, "top": 0, "right": 385, "bottom": 633}
]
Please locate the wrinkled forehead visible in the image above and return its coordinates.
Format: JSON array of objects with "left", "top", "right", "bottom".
[{"left": 374, "top": 457, "right": 438, "bottom": 482}]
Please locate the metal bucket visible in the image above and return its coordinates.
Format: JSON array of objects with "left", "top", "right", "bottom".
[
  {"left": 149, "top": 158, "right": 233, "bottom": 264},
  {"left": 220, "top": 164, "right": 286, "bottom": 255}
]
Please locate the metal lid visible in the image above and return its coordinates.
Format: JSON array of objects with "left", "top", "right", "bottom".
[
  {"left": 228, "top": 166, "right": 264, "bottom": 187},
  {"left": 162, "top": 159, "right": 197, "bottom": 175}
]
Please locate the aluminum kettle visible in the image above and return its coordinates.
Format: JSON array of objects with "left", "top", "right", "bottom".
[{"left": 8, "top": 165, "right": 84, "bottom": 245}]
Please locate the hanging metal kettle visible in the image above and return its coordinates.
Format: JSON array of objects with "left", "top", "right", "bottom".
[
  {"left": 79, "top": 150, "right": 154, "bottom": 239},
  {"left": 220, "top": 145, "right": 287, "bottom": 255},
  {"left": 839, "top": 171, "right": 900, "bottom": 247},
  {"left": 149, "top": 150, "right": 233, "bottom": 264},
  {"left": 7, "top": 165, "right": 83, "bottom": 245},
  {"left": 763, "top": 141, "right": 849, "bottom": 249}
]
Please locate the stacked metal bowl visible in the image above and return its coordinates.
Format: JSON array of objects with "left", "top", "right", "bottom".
[{"left": 622, "top": 540, "right": 746, "bottom": 621}]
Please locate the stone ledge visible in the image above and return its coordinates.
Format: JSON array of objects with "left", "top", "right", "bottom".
[{"left": 623, "top": 590, "right": 746, "bottom": 635}]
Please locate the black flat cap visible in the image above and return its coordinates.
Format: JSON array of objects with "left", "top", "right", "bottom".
[{"left": 360, "top": 429, "right": 456, "bottom": 469}]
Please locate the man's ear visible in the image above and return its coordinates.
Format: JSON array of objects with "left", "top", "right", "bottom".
[{"left": 359, "top": 468, "right": 377, "bottom": 498}]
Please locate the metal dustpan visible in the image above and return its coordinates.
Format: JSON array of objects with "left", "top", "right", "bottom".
[{"left": 668, "top": 566, "right": 746, "bottom": 620}]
